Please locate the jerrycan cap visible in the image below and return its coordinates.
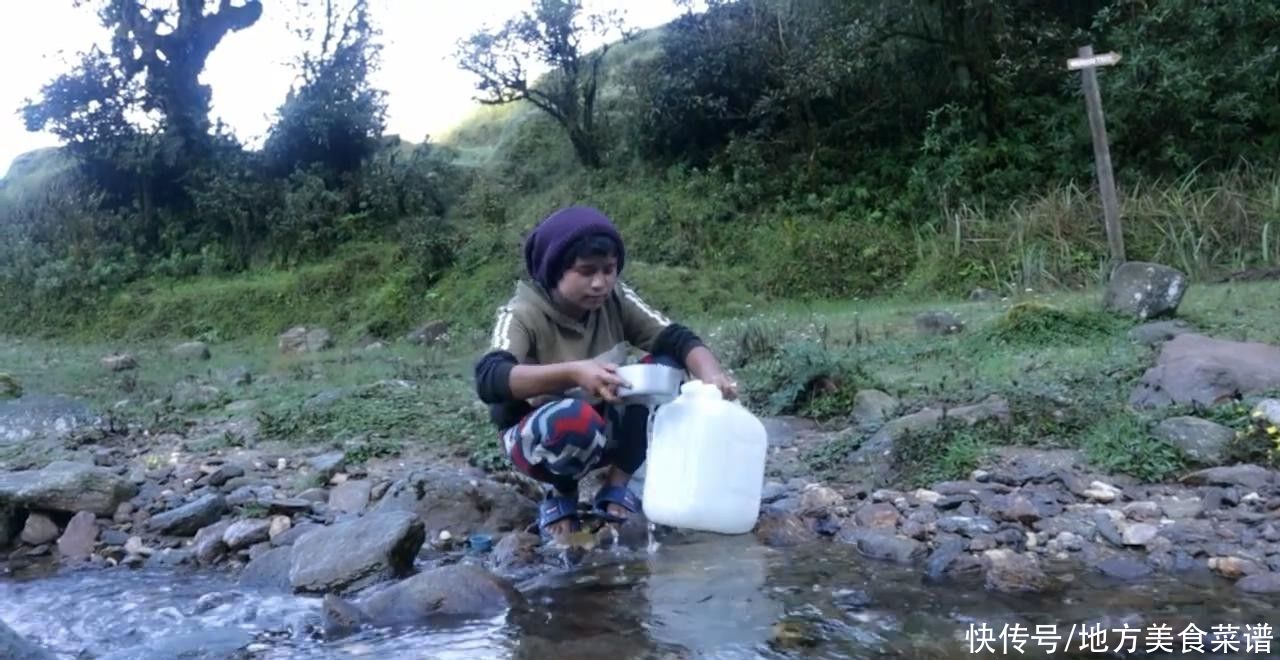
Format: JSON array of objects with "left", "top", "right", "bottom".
[{"left": 680, "top": 380, "right": 722, "bottom": 398}]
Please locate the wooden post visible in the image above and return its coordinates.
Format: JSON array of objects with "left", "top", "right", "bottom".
[{"left": 1069, "top": 45, "right": 1125, "bottom": 275}]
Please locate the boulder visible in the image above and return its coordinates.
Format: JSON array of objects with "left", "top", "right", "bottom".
[
  {"left": 983, "top": 549, "right": 1055, "bottom": 593},
  {"left": 1129, "top": 320, "right": 1194, "bottom": 346},
  {"left": 331, "top": 564, "right": 521, "bottom": 633},
  {"left": 171, "top": 341, "right": 211, "bottom": 360},
  {"left": 288, "top": 511, "right": 424, "bottom": 594},
  {"left": 240, "top": 546, "right": 294, "bottom": 591},
  {"left": 278, "top": 326, "right": 333, "bottom": 354},
  {"left": 1153, "top": 417, "right": 1234, "bottom": 465},
  {"left": 914, "top": 311, "right": 964, "bottom": 336},
  {"left": 1130, "top": 334, "right": 1280, "bottom": 408},
  {"left": 0, "top": 461, "right": 136, "bottom": 516},
  {"left": 329, "top": 480, "right": 372, "bottom": 515},
  {"left": 1103, "top": 261, "right": 1187, "bottom": 319},
  {"left": 850, "top": 390, "right": 898, "bottom": 429},
  {"left": 19, "top": 513, "right": 59, "bottom": 546},
  {"left": 101, "top": 353, "right": 137, "bottom": 371},
  {"left": 372, "top": 467, "right": 537, "bottom": 538},
  {"left": 56, "top": 511, "right": 98, "bottom": 561}
]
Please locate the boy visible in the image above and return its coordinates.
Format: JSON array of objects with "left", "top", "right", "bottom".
[{"left": 474, "top": 205, "right": 739, "bottom": 541}]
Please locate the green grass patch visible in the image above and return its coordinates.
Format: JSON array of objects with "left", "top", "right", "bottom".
[
  {"left": 987, "top": 301, "right": 1129, "bottom": 346},
  {"left": 892, "top": 422, "right": 994, "bottom": 489},
  {"left": 1081, "top": 413, "right": 1188, "bottom": 483}
]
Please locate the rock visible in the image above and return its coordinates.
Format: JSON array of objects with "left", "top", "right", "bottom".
[
  {"left": 57, "top": 511, "right": 98, "bottom": 561},
  {"left": 1130, "top": 334, "right": 1280, "bottom": 408},
  {"left": 488, "top": 532, "right": 541, "bottom": 574},
  {"left": 914, "top": 311, "right": 964, "bottom": 336},
  {"left": 753, "top": 506, "right": 818, "bottom": 547},
  {"left": 269, "top": 515, "right": 292, "bottom": 540},
  {"left": 983, "top": 549, "right": 1055, "bottom": 593},
  {"left": 1156, "top": 495, "right": 1203, "bottom": 519},
  {"left": 278, "top": 326, "right": 333, "bottom": 354},
  {"left": 1182, "top": 465, "right": 1277, "bottom": 491},
  {"left": 1237, "top": 573, "right": 1280, "bottom": 594},
  {"left": 329, "top": 481, "right": 372, "bottom": 515},
  {"left": 991, "top": 494, "right": 1041, "bottom": 525},
  {"left": 0, "top": 373, "right": 21, "bottom": 399},
  {"left": 1129, "top": 320, "right": 1194, "bottom": 346},
  {"left": 240, "top": 546, "right": 294, "bottom": 591},
  {"left": 124, "top": 536, "right": 152, "bottom": 556},
  {"left": 859, "top": 395, "right": 1010, "bottom": 460},
  {"left": 205, "top": 463, "right": 245, "bottom": 488},
  {"left": 171, "top": 381, "right": 222, "bottom": 409},
  {"left": 969, "top": 288, "right": 998, "bottom": 302},
  {"left": 271, "top": 521, "right": 319, "bottom": 547},
  {"left": 372, "top": 468, "right": 537, "bottom": 538},
  {"left": 1097, "top": 556, "right": 1153, "bottom": 580},
  {"left": 854, "top": 503, "right": 899, "bottom": 528},
  {"left": 406, "top": 320, "right": 450, "bottom": 345},
  {"left": 349, "top": 564, "right": 520, "bottom": 629},
  {"left": 308, "top": 452, "right": 347, "bottom": 481},
  {"left": 1084, "top": 481, "right": 1122, "bottom": 503},
  {"left": 221, "top": 366, "right": 253, "bottom": 387},
  {"left": 172, "top": 341, "right": 211, "bottom": 360},
  {"left": 147, "top": 494, "right": 228, "bottom": 536},
  {"left": 19, "top": 513, "right": 59, "bottom": 546},
  {"left": 937, "top": 515, "right": 998, "bottom": 537},
  {"left": 101, "top": 353, "right": 137, "bottom": 371},
  {"left": 0, "top": 618, "right": 56, "bottom": 660},
  {"left": 1256, "top": 399, "right": 1280, "bottom": 426},
  {"left": 1154, "top": 417, "right": 1234, "bottom": 465},
  {"left": 1122, "top": 523, "right": 1159, "bottom": 547},
  {"left": 924, "top": 537, "right": 968, "bottom": 581},
  {"left": 838, "top": 527, "right": 925, "bottom": 563},
  {"left": 1209, "top": 556, "right": 1265, "bottom": 579},
  {"left": 288, "top": 511, "right": 425, "bottom": 594},
  {"left": 1122, "top": 501, "right": 1161, "bottom": 521},
  {"left": 851, "top": 390, "right": 898, "bottom": 428},
  {"left": 1092, "top": 510, "right": 1126, "bottom": 548},
  {"left": 193, "top": 520, "right": 233, "bottom": 565},
  {"left": 0, "top": 461, "right": 137, "bottom": 516},
  {"left": 223, "top": 519, "right": 272, "bottom": 550},
  {"left": 297, "top": 488, "right": 329, "bottom": 503},
  {"left": 1102, "top": 261, "right": 1187, "bottom": 320}
]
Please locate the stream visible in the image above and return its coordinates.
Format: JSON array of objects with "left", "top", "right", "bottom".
[{"left": 4, "top": 532, "right": 1278, "bottom": 659}]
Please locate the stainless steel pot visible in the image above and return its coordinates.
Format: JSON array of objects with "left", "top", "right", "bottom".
[{"left": 616, "top": 363, "right": 684, "bottom": 404}]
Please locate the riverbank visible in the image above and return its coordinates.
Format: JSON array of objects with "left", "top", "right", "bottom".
[{"left": 3, "top": 272, "right": 1280, "bottom": 656}]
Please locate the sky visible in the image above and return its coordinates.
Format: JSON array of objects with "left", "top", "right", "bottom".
[{"left": 0, "top": 0, "right": 686, "bottom": 178}]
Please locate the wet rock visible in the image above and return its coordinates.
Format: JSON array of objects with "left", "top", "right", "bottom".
[
  {"left": 356, "top": 564, "right": 522, "bottom": 624},
  {"left": 1209, "top": 556, "right": 1265, "bottom": 579},
  {"left": 1102, "top": 261, "right": 1187, "bottom": 320},
  {"left": 372, "top": 467, "right": 537, "bottom": 538},
  {"left": 308, "top": 452, "right": 347, "bottom": 482},
  {"left": 983, "top": 549, "right": 1055, "bottom": 593},
  {"left": 1237, "top": 573, "right": 1280, "bottom": 594},
  {"left": 19, "top": 513, "right": 59, "bottom": 546},
  {"left": 754, "top": 506, "right": 818, "bottom": 547},
  {"left": 147, "top": 494, "right": 227, "bottom": 536},
  {"left": 271, "top": 521, "right": 319, "bottom": 547},
  {"left": 224, "top": 518, "right": 272, "bottom": 550},
  {"left": 172, "top": 341, "right": 211, "bottom": 361},
  {"left": 1153, "top": 417, "right": 1234, "bottom": 465},
  {"left": 100, "top": 529, "right": 129, "bottom": 546},
  {"left": 851, "top": 390, "right": 898, "bottom": 428},
  {"left": 991, "top": 494, "right": 1041, "bottom": 525},
  {"left": 193, "top": 520, "right": 233, "bottom": 565},
  {"left": 329, "top": 480, "right": 372, "bottom": 515},
  {"left": 831, "top": 588, "right": 873, "bottom": 610},
  {"left": 101, "top": 353, "right": 137, "bottom": 371},
  {"left": 924, "top": 537, "right": 967, "bottom": 581},
  {"left": 854, "top": 502, "right": 899, "bottom": 528},
  {"left": 57, "top": 511, "right": 98, "bottom": 561},
  {"left": 1182, "top": 465, "right": 1277, "bottom": 491},
  {"left": 1160, "top": 520, "right": 1216, "bottom": 545},
  {"left": 0, "top": 461, "right": 137, "bottom": 516},
  {"left": 278, "top": 326, "right": 333, "bottom": 354},
  {"left": 240, "top": 546, "right": 293, "bottom": 591},
  {"left": 1092, "top": 510, "right": 1126, "bottom": 548},
  {"left": 1131, "top": 334, "right": 1280, "bottom": 408},
  {"left": 0, "top": 618, "right": 56, "bottom": 660},
  {"left": 915, "top": 311, "right": 964, "bottom": 336},
  {"left": 1129, "top": 320, "right": 1194, "bottom": 346},
  {"left": 838, "top": 527, "right": 925, "bottom": 564},
  {"left": 488, "top": 532, "right": 541, "bottom": 574},
  {"left": 1097, "top": 556, "right": 1153, "bottom": 580},
  {"left": 124, "top": 536, "right": 152, "bottom": 557},
  {"left": 288, "top": 511, "right": 425, "bottom": 594}
]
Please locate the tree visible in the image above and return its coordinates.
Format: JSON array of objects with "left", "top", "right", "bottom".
[
  {"left": 454, "top": 0, "right": 630, "bottom": 169},
  {"left": 24, "top": 0, "right": 263, "bottom": 164},
  {"left": 263, "top": 0, "right": 388, "bottom": 178}
]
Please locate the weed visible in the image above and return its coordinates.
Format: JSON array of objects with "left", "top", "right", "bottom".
[
  {"left": 1081, "top": 413, "right": 1187, "bottom": 483},
  {"left": 987, "top": 302, "right": 1127, "bottom": 346},
  {"left": 892, "top": 421, "right": 993, "bottom": 488}
]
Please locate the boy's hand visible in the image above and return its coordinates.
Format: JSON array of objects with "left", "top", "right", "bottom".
[
  {"left": 571, "top": 360, "right": 630, "bottom": 403},
  {"left": 706, "top": 372, "right": 739, "bottom": 401}
]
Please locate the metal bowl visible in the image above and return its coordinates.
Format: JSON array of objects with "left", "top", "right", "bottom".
[{"left": 616, "top": 363, "right": 684, "bottom": 403}]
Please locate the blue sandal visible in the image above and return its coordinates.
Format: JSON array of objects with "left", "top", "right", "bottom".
[
  {"left": 593, "top": 485, "right": 641, "bottom": 524},
  {"left": 538, "top": 493, "right": 581, "bottom": 538}
]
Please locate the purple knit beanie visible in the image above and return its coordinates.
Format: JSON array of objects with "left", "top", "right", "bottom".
[{"left": 524, "top": 206, "right": 626, "bottom": 290}]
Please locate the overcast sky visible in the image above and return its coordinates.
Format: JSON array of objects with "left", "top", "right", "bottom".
[{"left": 0, "top": 0, "right": 684, "bottom": 177}]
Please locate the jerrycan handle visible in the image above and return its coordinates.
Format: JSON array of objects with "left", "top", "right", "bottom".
[{"left": 679, "top": 380, "right": 723, "bottom": 399}]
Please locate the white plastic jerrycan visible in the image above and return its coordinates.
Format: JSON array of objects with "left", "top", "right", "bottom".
[{"left": 642, "top": 380, "right": 768, "bottom": 534}]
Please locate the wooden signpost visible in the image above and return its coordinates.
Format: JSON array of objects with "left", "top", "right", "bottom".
[{"left": 1069, "top": 45, "right": 1126, "bottom": 274}]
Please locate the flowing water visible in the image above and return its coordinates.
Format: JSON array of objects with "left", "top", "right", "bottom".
[{"left": 3, "top": 532, "right": 1278, "bottom": 659}]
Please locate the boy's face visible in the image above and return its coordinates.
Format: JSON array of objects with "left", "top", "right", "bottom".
[{"left": 556, "top": 255, "right": 618, "bottom": 313}]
